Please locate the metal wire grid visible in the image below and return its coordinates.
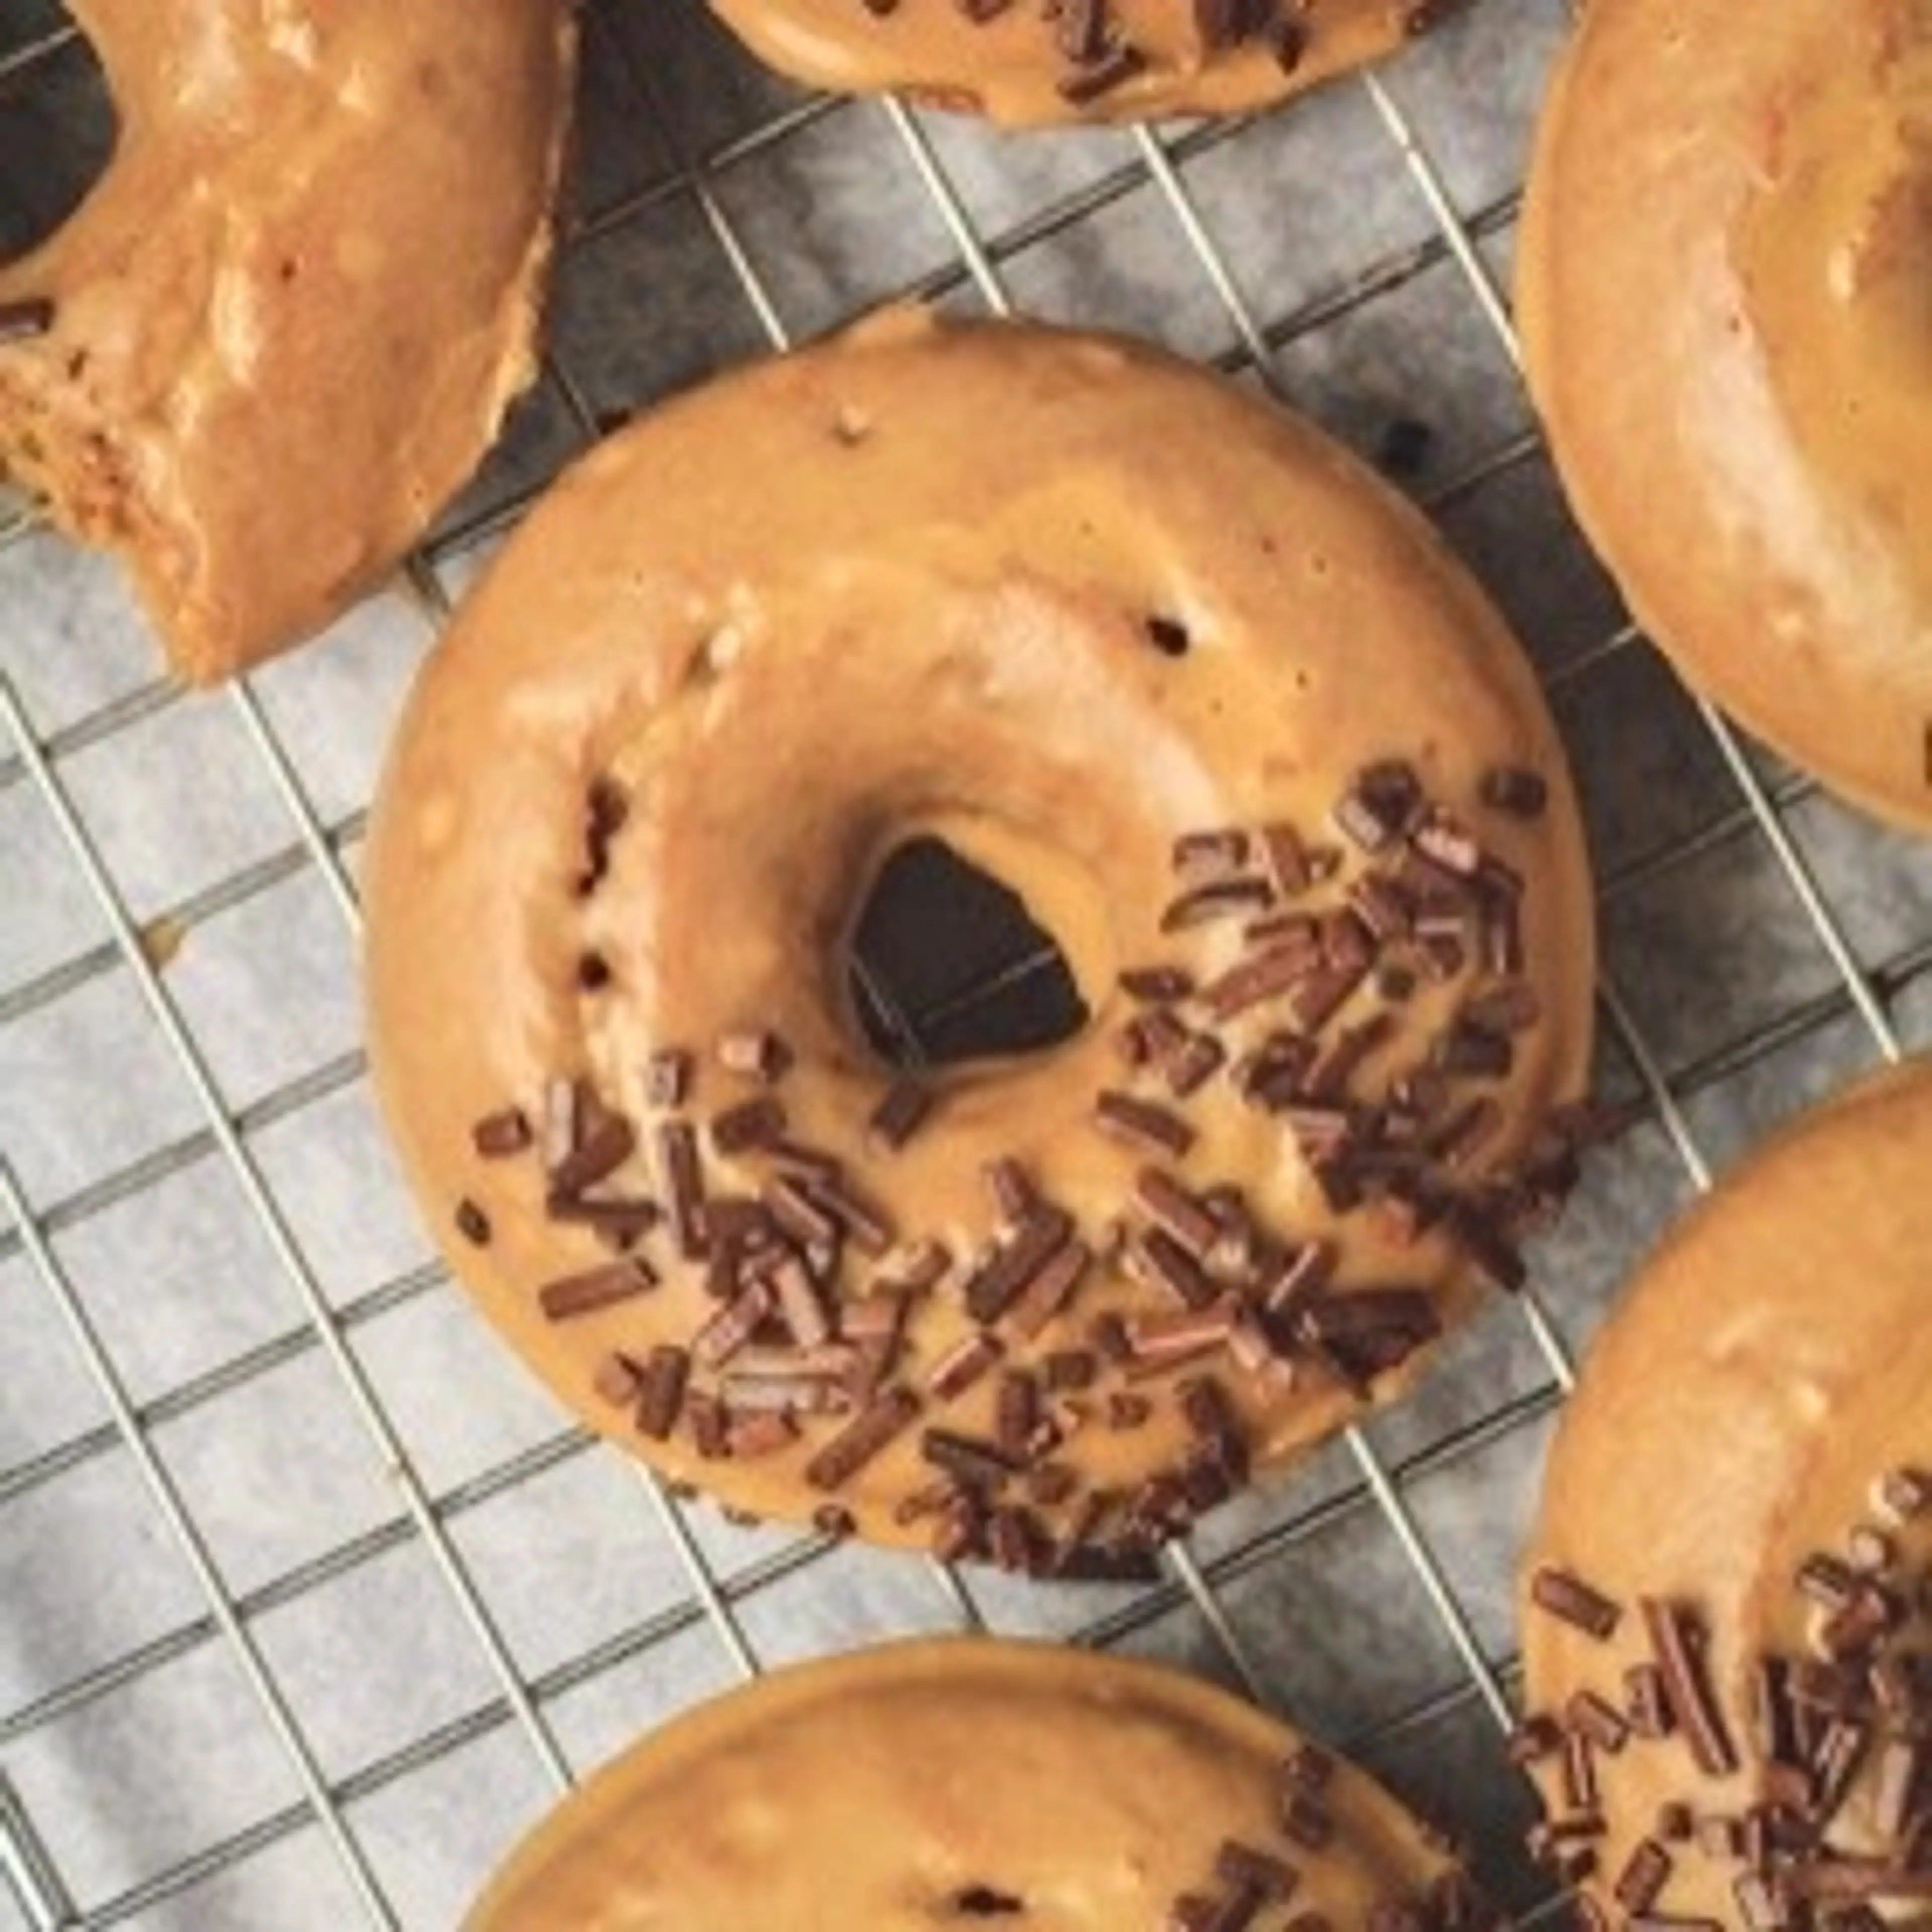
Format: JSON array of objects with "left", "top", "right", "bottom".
[{"left": 2, "top": 1, "right": 1929, "bottom": 1924}]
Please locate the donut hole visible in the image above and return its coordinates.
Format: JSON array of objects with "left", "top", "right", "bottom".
[
  {"left": 0, "top": 7, "right": 116, "bottom": 261},
  {"left": 849, "top": 836, "right": 1088, "bottom": 1070}
]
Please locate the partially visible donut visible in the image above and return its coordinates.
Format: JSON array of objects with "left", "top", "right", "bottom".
[
  {"left": 1516, "top": 1062, "right": 1932, "bottom": 1931},
  {"left": 364, "top": 308, "right": 1597, "bottom": 1563},
  {"left": 467, "top": 1638, "right": 1493, "bottom": 1929},
  {"left": 0, "top": 1, "right": 577, "bottom": 683},
  {"left": 1517, "top": 0, "right": 1932, "bottom": 832},
  {"left": 705, "top": 0, "right": 1465, "bottom": 126}
]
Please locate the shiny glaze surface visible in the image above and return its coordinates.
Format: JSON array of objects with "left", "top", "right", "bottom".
[
  {"left": 706, "top": 0, "right": 1444, "bottom": 125},
  {"left": 0, "top": 0, "right": 576, "bottom": 681},
  {"left": 1520, "top": 1062, "right": 1932, "bottom": 1930},
  {"left": 1519, "top": 0, "right": 1932, "bottom": 832},
  {"left": 467, "top": 1639, "right": 1460, "bottom": 1929},
  {"left": 364, "top": 311, "right": 1596, "bottom": 1549}
]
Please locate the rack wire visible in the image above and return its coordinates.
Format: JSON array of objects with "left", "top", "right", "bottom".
[{"left": 4, "top": 2, "right": 1931, "bottom": 1925}]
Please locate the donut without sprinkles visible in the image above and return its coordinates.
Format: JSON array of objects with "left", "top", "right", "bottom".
[
  {"left": 364, "top": 309, "right": 1599, "bottom": 1560},
  {"left": 466, "top": 1639, "right": 1490, "bottom": 1930},
  {"left": 1518, "top": 0, "right": 1932, "bottom": 833}
]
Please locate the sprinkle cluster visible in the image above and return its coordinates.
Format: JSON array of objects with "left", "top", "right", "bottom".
[
  {"left": 451, "top": 751, "right": 1590, "bottom": 1563},
  {"left": 1520, "top": 1469, "right": 1932, "bottom": 1931},
  {"left": 1161, "top": 1739, "right": 1498, "bottom": 1931}
]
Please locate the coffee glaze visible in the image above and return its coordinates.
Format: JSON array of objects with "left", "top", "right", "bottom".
[
  {"left": 706, "top": 0, "right": 1455, "bottom": 126},
  {"left": 365, "top": 310, "right": 1595, "bottom": 1557},
  {"left": 1519, "top": 0, "right": 1932, "bottom": 833},
  {"left": 467, "top": 1639, "right": 1479, "bottom": 1930},
  {"left": 0, "top": 0, "right": 576, "bottom": 683},
  {"left": 1519, "top": 1062, "right": 1932, "bottom": 1930}
]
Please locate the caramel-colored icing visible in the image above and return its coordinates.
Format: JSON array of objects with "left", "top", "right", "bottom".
[
  {"left": 467, "top": 1639, "right": 1464, "bottom": 1929},
  {"left": 0, "top": 0, "right": 576, "bottom": 683},
  {"left": 1518, "top": 0, "right": 1932, "bottom": 834},
  {"left": 705, "top": 0, "right": 1447, "bottom": 126},
  {"left": 363, "top": 310, "right": 1596, "bottom": 1553},
  {"left": 1520, "top": 1061, "right": 1932, "bottom": 1930}
]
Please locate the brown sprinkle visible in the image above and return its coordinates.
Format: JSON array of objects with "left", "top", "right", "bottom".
[
  {"left": 1480, "top": 765, "right": 1550, "bottom": 819},
  {"left": 1003, "top": 1238, "right": 1093, "bottom": 1342},
  {"left": 710, "top": 1094, "right": 787, "bottom": 1156},
  {"left": 1135, "top": 1167, "right": 1221, "bottom": 1257},
  {"left": 454, "top": 1197, "right": 491, "bottom": 1247},
  {"left": 471, "top": 1107, "right": 532, "bottom": 1158},
  {"left": 1165, "top": 1030, "right": 1227, "bottom": 1099},
  {"left": 691, "top": 1276, "right": 774, "bottom": 1369},
  {"left": 0, "top": 297, "right": 55, "bottom": 344},
  {"left": 1566, "top": 1688, "right": 1630, "bottom": 1754},
  {"left": 658, "top": 1120, "right": 710, "bottom": 1259},
  {"left": 538, "top": 1257, "right": 656, "bottom": 1321},
  {"left": 1641, "top": 1597, "right": 1738, "bottom": 1777},
  {"left": 1119, "top": 964, "right": 1195, "bottom": 1003},
  {"left": 550, "top": 1111, "right": 637, "bottom": 1197},
  {"left": 866, "top": 1078, "right": 933, "bottom": 1154},
  {"left": 1093, "top": 1089, "right": 1195, "bottom": 1158},
  {"left": 1161, "top": 876, "right": 1274, "bottom": 933},
  {"left": 1172, "top": 828, "right": 1252, "bottom": 883},
  {"left": 645, "top": 1048, "right": 692, "bottom": 1110},
  {"left": 927, "top": 1330, "right": 1004, "bottom": 1401},
  {"left": 804, "top": 1386, "right": 919, "bottom": 1491},
  {"left": 1877, "top": 1466, "right": 1930, "bottom": 1520},
  {"left": 1530, "top": 1566, "right": 1623, "bottom": 1640},
  {"left": 717, "top": 1029, "right": 791, "bottom": 1082},
  {"left": 1058, "top": 40, "right": 1149, "bottom": 105},
  {"left": 961, "top": 1210, "right": 1073, "bottom": 1325},
  {"left": 634, "top": 1346, "right": 689, "bottom": 1440}
]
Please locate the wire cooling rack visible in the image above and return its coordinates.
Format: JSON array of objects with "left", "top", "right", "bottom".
[{"left": 5, "top": 3, "right": 1932, "bottom": 1926}]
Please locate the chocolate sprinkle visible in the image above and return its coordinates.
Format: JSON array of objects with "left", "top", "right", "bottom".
[
  {"left": 1479, "top": 765, "right": 1550, "bottom": 819},
  {"left": 962, "top": 1210, "right": 1074, "bottom": 1324},
  {"left": 804, "top": 1386, "right": 919, "bottom": 1491},
  {"left": 645, "top": 1049, "right": 692, "bottom": 1110},
  {"left": 472, "top": 1107, "right": 533, "bottom": 1158},
  {"left": 1094, "top": 1089, "right": 1196, "bottom": 1158},
  {"left": 633, "top": 1346, "right": 689, "bottom": 1440},
  {"left": 717, "top": 1029, "right": 791, "bottom": 1083},
  {"left": 538, "top": 1257, "right": 656, "bottom": 1322},
  {"left": 1531, "top": 1566, "right": 1623, "bottom": 1641},
  {"left": 658, "top": 1120, "right": 710, "bottom": 1259},
  {"left": 1640, "top": 1597, "right": 1738, "bottom": 1778},
  {"left": 0, "top": 297, "right": 55, "bottom": 345},
  {"left": 867, "top": 1078, "right": 933, "bottom": 1154}
]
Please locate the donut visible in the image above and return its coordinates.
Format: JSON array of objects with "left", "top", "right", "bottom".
[
  {"left": 1515, "top": 1061, "right": 1932, "bottom": 1931},
  {"left": 0, "top": 0, "right": 577, "bottom": 684},
  {"left": 467, "top": 1637, "right": 1493, "bottom": 1929},
  {"left": 364, "top": 308, "right": 1597, "bottom": 1565},
  {"left": 704, "top": 0, "right": 1464, "bottom": 126},
  {"left": 1516, "top": 0, "right": 1932, "bottom": 833}
]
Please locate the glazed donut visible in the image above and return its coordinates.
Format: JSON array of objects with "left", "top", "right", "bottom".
[
  {"left": 1517, "top": 0, "right": 1932, "bottom": 833},
  {"left": 0, "top": 1, "right": 576, "bottom": 684},
  {"left": 1516, "top": 1062, "right": 1932, "bottom": 1931},
  {"left": 364, "top": 308, "right": 1596, "bottom": 1564},
  {"left": 705, "top": 0, "right": 1464, "bottom": 126},
  {"left": 468, "top": 1638, "right": 1492, "bottom": 1929}
]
